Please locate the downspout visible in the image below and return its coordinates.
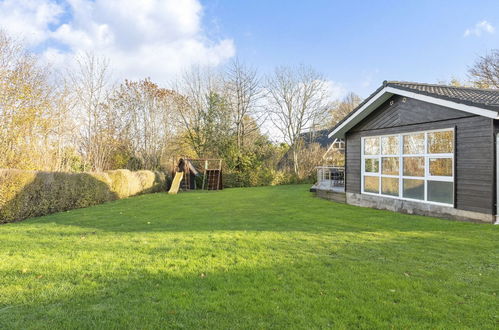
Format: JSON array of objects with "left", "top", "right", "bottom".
[{"left": 344, "top": 133, "right": 348, "bottom": 198}]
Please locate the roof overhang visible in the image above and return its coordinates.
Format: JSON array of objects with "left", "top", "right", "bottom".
[{"left": 328, "top": 86, "right": 499, "bottom": 138}]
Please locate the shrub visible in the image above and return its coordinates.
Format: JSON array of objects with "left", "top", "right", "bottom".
[
  {"left": 105, "top": 170, "right": 134, "bottom": 198},
  {"left": 222, "top": 168, "right": 312, "bottom": 188},
  {"left": 106, "top": 170, "right": 166, "bottom": 197},
  {"left": 223, "top": 171, "right": 247, "bottom": 188},
  {"left": 0, "top": 169, "right": 167, "bottom": 224}
]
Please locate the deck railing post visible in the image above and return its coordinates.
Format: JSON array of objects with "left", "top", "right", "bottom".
[{"left": 315, "top": 166, "right": 345, "bottom": 189}]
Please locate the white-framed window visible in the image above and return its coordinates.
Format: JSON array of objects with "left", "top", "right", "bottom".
[{"left": 361, "top": 128, "right": 454, "bottom": 206}]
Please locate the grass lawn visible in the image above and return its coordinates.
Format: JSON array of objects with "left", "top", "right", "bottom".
[{"left": 0, "top": 184, "right": 497, "bottom": 329}]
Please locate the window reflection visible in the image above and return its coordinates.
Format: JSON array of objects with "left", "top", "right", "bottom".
[
  {"left": 403, "top": 157, "right": 424, "bottom": 177},
  {"left": 428, "top": 131, "right": 453, "bottom": 154},
  {"left": 403, "top": 133, "right": 424, "bottom": 154},
  {"left": 382, "top": 157, "right": 399, "bottom": 175},
  {"left": 428, "top": 181, "right": 453, "bottom": 204},
  {"left": 381, "top": 177, "right": 399, "bottom": 196},
  {"left": 429, "top": 158, "right": 452, "bottom": 176},
  {"left": 364, "top": 176, "right": 379, "bottom": 193},
  {"left": 362, "top": 129, "right": 454, "bottom": 205},
  {"left": 403, "top": 179, "right": 425, "bottom": 200},
  {"left": 364, "top": 137, "right": 379, "bottom": 155},
  {"left": 364, "top": 158, "right": 379, "bottom": 173},
  {"left": 381, "top": 136, "right": 399, "bottom": 155}
]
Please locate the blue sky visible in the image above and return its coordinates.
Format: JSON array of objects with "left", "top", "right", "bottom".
[
  {"left": 202, "top": 0, "right": 499, "bottom": 96},
  {"left": 0, "top": 0, "right": 497, "bottom": 98}
]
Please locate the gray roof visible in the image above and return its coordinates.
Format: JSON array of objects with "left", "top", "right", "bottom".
[
  {"left": 385, "top": 81, "right": 499, "bottom": 112},
  {"left": 300, "top": 129, "right": 331, "bottom": 148},
  {"left": 277, "top": 128, "right": 332, "bottom": 169}
]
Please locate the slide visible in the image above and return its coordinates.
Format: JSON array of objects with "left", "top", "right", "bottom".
[{"left": 168, "top": 172, "right": 184, "bottom": 195}]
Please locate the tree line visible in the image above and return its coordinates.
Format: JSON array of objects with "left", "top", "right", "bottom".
[{"left": 1, "top": 30, "right": 497, "bottom": 186}]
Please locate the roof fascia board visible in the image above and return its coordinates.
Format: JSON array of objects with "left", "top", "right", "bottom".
[{"left": 328, "top": 87, "right": 392, "bottom": 138}]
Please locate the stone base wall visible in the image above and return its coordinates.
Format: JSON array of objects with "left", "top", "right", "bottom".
[{"left": 346, "top": 192, "right": 495, "bottom": 224}]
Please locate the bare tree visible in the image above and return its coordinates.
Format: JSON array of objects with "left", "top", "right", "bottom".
[
  {"left": 68, "top": 52, "right": 114, "bottom": 171},
  {"left": 110, "top": 79, "right": 178, "bottom": 169},
  {"left": 266, "top": 65, "right": 330, "bottom": 174},
  {"left": 0, "top": 31, "right": 57, "bottom": 170},
  {"left": 329, "top": 92, "right": 362, "bottom": 126},
  {"left": 223, "top": 59, "right": 263, "bottom": 150},
  {"left": 173, "top": 67, "right": 229, "bottom": 157},
  {"left": 468, "top": 50, "right": 499, "bottom": 89},
  {"left": 46, "top": 82, "right": 78, "bottom": 171}
]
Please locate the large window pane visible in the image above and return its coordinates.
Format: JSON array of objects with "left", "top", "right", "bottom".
[
  {"left": 381, "top": 177, "right": 399, "bottom": 196},
  {"left": 364, "top": 176, "right": 379, "bottom": 193},
  {"left": 403, "top": 157, "right": 424, "bottom": 177},
  {"left": 381, "top": 136, "right": 399, "bottom": 155},
  {"left": 364, "top": 137, "right": 379, "bottom": 155},
  {"left": 403, "top": 179, "right": 424, "bottom": 200},
  {"left": 362, "top": 129, "right": 454, "bottom": 204},
  {"left": 382, "top": 157, "right": 399, "bottom": 175},
  {"left": 364, "top": 158, "right": 379, "bottom": 173},
  {"left": 403, "top": 133, "right": 424, "bottom": 154},
  {"left": 428, "top": 131, "right": 453, "bottom": 154},
  {"left": 428, "top": 181, "right": 453, "bottom": 204},
  {"left": 429, "top": 158, "right": 453, "bottom": 176}
]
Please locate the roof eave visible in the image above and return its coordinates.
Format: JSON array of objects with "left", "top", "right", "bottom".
[
  {"left": 328, "top": 86, "right": 499, "bottom": 139},
  {"left": 328, "top": 87, "right": 394, "bottom": 138}
]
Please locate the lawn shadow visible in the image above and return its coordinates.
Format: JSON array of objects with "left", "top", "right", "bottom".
[
  {"left": 1, "top": 186, "right": 497, "bottom": 328},
  {"left": 8, "top": 184, "right": 496, "bottom": 240}
]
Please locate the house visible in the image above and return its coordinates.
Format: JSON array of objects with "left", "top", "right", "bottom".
[
  {"left": 277, "top": 129, "right": 330, "bottom": 170},
  {"left": 323, "top": 81, "right": 499, "bottom": 223},
  {"left": 301, "top": 128, "right": 332, "bottom": 148}
]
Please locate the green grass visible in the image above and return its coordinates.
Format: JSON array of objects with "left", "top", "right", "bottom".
[{"left": 0, "top": 185, "right": 497, "bottom": 329}]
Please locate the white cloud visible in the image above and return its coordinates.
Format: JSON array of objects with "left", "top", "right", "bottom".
[
  {"left": 359, "top": 68, "right": 380, "bottom": 90},
  {"left": 0, "top": 0, "right": 235, "bottom": 84},
  {"left": 464, "top": 20, "right": 495, "bottom": 37},
  {"left": 324, "top": 80, "right": 347, "bottom": 102},
  {"left": 0, "top": 0, "right": 64, "bottom": 46}
]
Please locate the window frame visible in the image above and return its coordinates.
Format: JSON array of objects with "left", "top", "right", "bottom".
[{"left": 361, "top": 128, "right": 455, "bottom": 207}]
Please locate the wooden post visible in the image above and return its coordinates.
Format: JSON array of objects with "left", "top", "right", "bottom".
[
  {"left": 217, "top": 159, "right": 222, "bottom": 190},
  {"left": 202, "top": 159, "right": 207, "bottom": 190}
]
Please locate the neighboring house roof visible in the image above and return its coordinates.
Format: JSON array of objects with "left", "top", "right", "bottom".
[
  {"left": 329, "top": 81, "right": 499, "bottom": 138},
  {"left": 300, "top": 128, "right": 331, "bottom": 148},
  {"left": 276, "top": 129, "right": 332, "bottom": 169}
]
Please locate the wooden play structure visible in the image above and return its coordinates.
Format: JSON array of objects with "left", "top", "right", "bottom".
[{"left": 168, "top": 158, "right": 223, "bottom": 194}]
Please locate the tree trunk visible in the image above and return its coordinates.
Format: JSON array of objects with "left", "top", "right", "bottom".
[{"left": 292, "top": 146, "right": 299, "bottom": 175}]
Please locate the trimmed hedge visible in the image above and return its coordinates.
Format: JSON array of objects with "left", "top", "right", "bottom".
[
  {"left": 223, "top": 169, "right": 313, "bottom": 188},
  {"left": 0, "top": 169, "right": 167, "bottom": 224}
]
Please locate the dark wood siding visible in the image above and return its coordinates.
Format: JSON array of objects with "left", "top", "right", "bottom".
[
  {"left": 346, "top": 96, "right": 495, "bottom": 215},
  {"left": 352, "top": 95, "right": 471, "bottom": 132}
]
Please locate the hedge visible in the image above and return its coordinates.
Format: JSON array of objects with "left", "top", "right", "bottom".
[
  {"left": 223, "top": 168, "right": 313, "bottom": 188},
  {"left": 0, "top": 169, "right": 167, "bottom": 224}
]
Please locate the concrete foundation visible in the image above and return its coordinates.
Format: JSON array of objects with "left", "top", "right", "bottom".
[{"left": 346, "top": 192, "right": 495, "bottom": 224}]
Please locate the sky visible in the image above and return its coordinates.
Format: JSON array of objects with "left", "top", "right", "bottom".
[{"left": 0, "top": 0, "right": 498, "bottom": 98}]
